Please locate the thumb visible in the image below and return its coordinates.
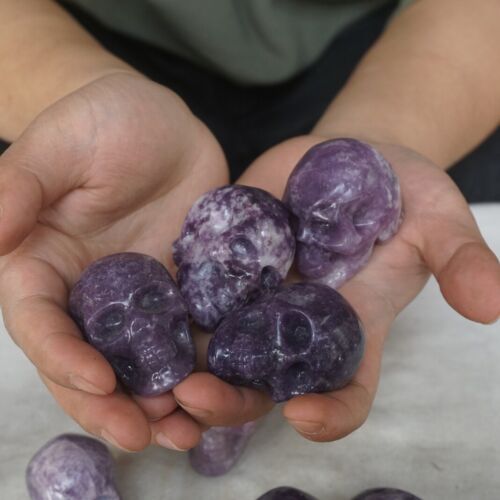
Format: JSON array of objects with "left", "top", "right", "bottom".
[
  {"left": 0, "top": 120, "right": 87, "bottom": 254},
  {"left": 418, "top": 207, "right": 500, "bottom": 324}
]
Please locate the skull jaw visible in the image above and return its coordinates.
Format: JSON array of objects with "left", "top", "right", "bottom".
[
  {"left": 111, "top": 348, "right": 195, "bottom": 397},
  {"left": 297, "top": 241, "right": 375, "bottom": 288}
]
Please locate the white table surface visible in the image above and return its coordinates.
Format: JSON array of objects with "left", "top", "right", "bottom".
[{"left": 0, "top": 204, "right": 498, "bottom": 500}]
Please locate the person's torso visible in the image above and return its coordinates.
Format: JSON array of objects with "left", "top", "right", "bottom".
[{"left": 65, "top": 0, "right": 398, "bottom": 84}]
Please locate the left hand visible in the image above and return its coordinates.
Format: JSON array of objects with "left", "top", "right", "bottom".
[{"left": 176, "top": 134, "right": 500, "bottom": 441}]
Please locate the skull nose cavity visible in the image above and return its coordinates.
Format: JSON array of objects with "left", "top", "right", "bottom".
[
  {"left": 230, "top": 236, "right": 257, "bottom": 260},
  {"left": 279, "top": 311, "right": 313, "bottom": 352},
  {"left": 132, "top": 320, "right": 178, "bottom": 362}
]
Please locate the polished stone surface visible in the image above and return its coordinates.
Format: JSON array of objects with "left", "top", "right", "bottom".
[
  {"left": 173, "top": 185, "right": 295, "bottom": 331},
  {"left": 208, "top": 282, "right": 364, "bottom": 402},
  {"left": 26, "top": 434, "right": 120, "bottom": 500},
  {"left": 284, "top": 138, "right": 401, "bottom": 288},
  {"left": 69, "top": 253, "right": 195, "bottom": 396},
  {"left": 189, "top": 422, "right": 257, "bottom": 477}
]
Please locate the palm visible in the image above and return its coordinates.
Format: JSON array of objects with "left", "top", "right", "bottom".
[
  {"left": 0, "top": 73, "right": 229, "bottom": 451},
  {"left": 236, "top": 135, "right": 500, "bottom": 441}
]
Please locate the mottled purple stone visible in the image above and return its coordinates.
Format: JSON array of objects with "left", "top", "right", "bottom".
[
  {"left": 173, "top": 185, "right": 295, "bottom": 331},
  {"left": 257, "top": 486, "right": 317, "bottom": 500},
  {"left": 352, "top": 488, "right": 422, "bottom": 500},
  {"left": 26, "top": 434, "right": 120, "bottom": 500},
  {"left": 69, "top": 253, "right": 195, "bottom": 396},
  {"left": 283, "top": 138, "right": 402, "bottom": 288},
  {"left": 208, "top": 282, "right": 364, "bottom": 402},
  {"left": 188, "top": 421, "right": 257, "bottom": 476}
]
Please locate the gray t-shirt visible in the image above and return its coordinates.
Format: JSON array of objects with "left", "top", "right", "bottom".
[{"left": 67, "top": 0, "right": 410, "bottom": 84}]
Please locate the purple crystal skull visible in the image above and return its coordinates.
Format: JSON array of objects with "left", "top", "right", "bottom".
[
  {"left": 208, "top": 282, "right": 364, "bottom": 402},
  {"left": 69, "top": 253, "right": 195, "bottom": 396},
  {"left": 188, "top": 421, "right": 257, "bottom": 476},
  {"left": 352, "top": 488, "right": 422, "bottom": 500},
  {"left": 173, "top": 185, "right": 295, "bottom": 331},
  {"left": 257, "top": 486, "right": 317, "bottom": 500},
  {"left": 26, "top": 434, "right": 120, "bottom": 500},
  {"left": 283, "top": 138, "right": 402, "bottom": 288}
]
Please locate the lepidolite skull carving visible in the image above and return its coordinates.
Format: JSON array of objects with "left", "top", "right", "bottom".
[
  {"left": 173, "top": 185, "right": 295, "bottom": 331},
  {"left": 208, "top": 282, "right": 365, "bottom": 402},
  {"left": 69, "top": 253, "right": 195, "bottom": 396},
  {"left": 283, "top": 138, "right": 402, "bottom": 288},
  {"left": 26, "top": 434, "right": 120, "bottom": 500}
]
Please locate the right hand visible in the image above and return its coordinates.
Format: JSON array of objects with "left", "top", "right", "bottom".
[{"left": 0, "top": 72, "right": 229, "bottom": 451}]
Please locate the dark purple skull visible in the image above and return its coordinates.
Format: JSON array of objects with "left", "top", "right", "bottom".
[
  {"left": 189, "top": 421, "right": 257, "bottom": 476},
  {"left": 69, "top": 253, "right": 195, "bottom": 396},
  {"left": 352, "top": 488, "right": 422, "bottom": 500},
  {"left": 173, "top": 185, "right": 295, "bottom": 331},
  {"left": 257, "top": 487, "right": 318, "bottom": 500},
  {"left": 26, "top": 434, "right": 120, "bottom": 500},
  {"left": 283, "top": 138, "right": 402, "bottom": 288},
  {"left": 208, "top": 282, "right": 365, "bottom": 402}
]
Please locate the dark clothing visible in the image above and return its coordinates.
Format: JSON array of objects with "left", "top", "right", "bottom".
[{"left": 1, "top": 1, "right": 498, "bottom": 202}]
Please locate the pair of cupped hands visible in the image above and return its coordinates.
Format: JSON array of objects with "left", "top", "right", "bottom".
[{"left": 1, "top": 73, "right": 498, "bottom": 452}]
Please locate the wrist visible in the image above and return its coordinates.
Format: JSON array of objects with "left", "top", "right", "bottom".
[
  {"left": 0, "top": 0, "right": 142, "bottom": 141},
  {"left": 1, "top": 46, "right": 141, "bottom": 141}
]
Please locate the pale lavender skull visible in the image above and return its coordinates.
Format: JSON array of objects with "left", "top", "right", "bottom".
[
  {"left": 208, "top": 282, "right": 365, "bottom": 402},
  {"left": 189, "top": 421, "right": 257, "bottom": 476},
  {"left": 173, "top": 185, "right": 295, "bottom": 331},
  {"left": 283, "top": 138, "right": 402, "bottom": 288},
  {"left": 69, "top": 253, "right": 195, "bottom": 396},
  {"left": 26, "top": 434, "right": 120, "bottom": 500}
]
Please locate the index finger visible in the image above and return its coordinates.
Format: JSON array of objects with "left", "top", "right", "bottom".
[{"left": 0, "top": 254, "right": 116, "bottom": 395}]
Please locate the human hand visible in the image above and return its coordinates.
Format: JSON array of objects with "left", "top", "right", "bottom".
[
  {"left": 209, "top": 134, "right": 498, "bottom": 442},
  {"left": 0, "top": 72, "right": 229, "bottom": 451}
]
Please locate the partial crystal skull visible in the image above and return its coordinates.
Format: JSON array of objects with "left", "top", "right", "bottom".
[
  {"left": 352, "top": 488, "right": 422, "bottom": 500},
  {"left": 283, "top": 138, "right": 402, "bottom": 288},
  {"left": 257, "top": 486, "right": 318, "bottom": 500},
  {"left": 69, "top": 253, "right": 195, "bottom": 396},
  {"left": 26, "top": 434, "right": 120, "bottom": 500},
  {"left": 189, "top": 421, "right": 257, "bottom": 476},
  {"left": 208, "top": 282, "right": 365, "bottom": 402},
  {"left": 173, "top": 185, "right": 295, "bottom": 331}
]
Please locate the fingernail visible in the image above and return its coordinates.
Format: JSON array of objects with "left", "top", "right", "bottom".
[
  {"left": 156, "top": 432, "right": 188, "bottom": 451},
  {"left": 69, "top": 374, "right": 107, "bottom": 395},
  {"left": 100, "top": 430, "right": 135, "bottom": 452},
  {"left": 288, "top": 420, "right": 325, "bottom": 435},
  {"left": 176, "top": 400, "right": 212, "bottom": 419}
]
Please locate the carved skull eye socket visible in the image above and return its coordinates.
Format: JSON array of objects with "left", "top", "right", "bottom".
[
  {"left": 230, "top": 237, "right": 257, "bottom": 259},
  {"left": 308, "top": 218, "right": 336, "bottom": 244},
  {"left": 279, "top": 310, "right": 313, "bottom": 352},
  {"left": 92, "top": 305, "right": 126, "bottom": 343},
  {"left": 134, "top": 283, "right": 171, "bottom": 313}
]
